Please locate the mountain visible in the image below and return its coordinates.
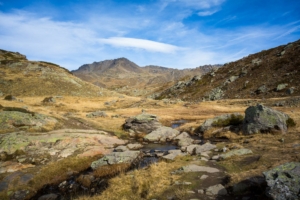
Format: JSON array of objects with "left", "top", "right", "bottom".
[
  {"left": 72, "top": 58, "right": 221, "bottom": 96},
  {"left": 156, "top": 39, "right": 300, "bottom": 101},
  {"left": 0, "top": 50, "right": 110, "bottom": 97}
]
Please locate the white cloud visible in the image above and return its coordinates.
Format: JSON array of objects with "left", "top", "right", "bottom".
[
  {"left": 176, "top": 0, "right": 225, "bottom": 9},
  {"left": 198, "top": 10, "right": 219, "bottom": 16},
  {"left": 98, "top": 37, "right": 180, "bottom": 53}
]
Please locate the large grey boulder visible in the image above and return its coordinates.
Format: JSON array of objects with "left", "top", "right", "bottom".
[
  {"left": 196, "top": 113, "right": 243, "bottom": 134},
  {"left": 173, "top": 132, "right": 194, "bottom": 147},
  {"left": 123, "top": 113, "right": 162, "bottom": 135},
  {"left": 263, "top": 162, "right": 300, "bottom": 200},
  {"left": 144, "top": 126, "right": 180, "bottom": 142},
  {"left": 243, "top": 104, "right": 289, "bottom": 134},
  {"left": 186, "top": 143, "right": 216, "bottom": 155},
  {"left": 91, "top": 151, "right": 143, "bottom": 170}
]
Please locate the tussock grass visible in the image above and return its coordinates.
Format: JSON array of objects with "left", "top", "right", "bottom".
[{"left": 79, "top": 161, "right": 183, "bottom": 200}]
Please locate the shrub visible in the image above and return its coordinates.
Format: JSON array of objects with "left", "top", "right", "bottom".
[{"left": 286, "top": 117, "right": 296, "bottom": 128}]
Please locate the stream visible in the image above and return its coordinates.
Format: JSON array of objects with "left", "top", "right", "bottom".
[{"left": 31, "top": 121, "right": 188, "bottom": 199}]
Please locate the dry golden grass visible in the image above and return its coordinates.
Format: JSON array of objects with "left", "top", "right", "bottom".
[{"left": 79, "top": 160, "right": 185, "bottom": 200}]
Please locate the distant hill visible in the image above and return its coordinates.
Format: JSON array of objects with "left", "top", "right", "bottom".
[
  {"left": 156, "top": 39, "right": 300, "bottom": 101},
  {"left": 72, "top": 58, "right": 221, "bottom": 96},
  {"left": 0, "top": 50, "right": 111, "bottom": 97}
]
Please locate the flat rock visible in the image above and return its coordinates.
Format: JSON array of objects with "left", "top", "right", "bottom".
[
  {"left": 38, "top": 193, "right": 58, "bottom": 200},
  {"left": 162, "top": 150, "right": 186, "bottom": 161},
  {"left": 206, "top": 184, "right": 227, "bottom": 195},
  {"left": 91, "top": 151, "right": 143, "bottom": 170},
  {"left": 220, "top": 149, "right": 253, "bottom": 160},
  {"left": 127, "top": 143, "right": 143, "bottom": 150},
  {"left": 182, "top": 164, "right": 219, "bottom": 173},
  {"left": 144, "top": 126, "right": 180, "bottom": 142},
  {"left": 115, "top": 145, "right": 129, "bottom": 152}
]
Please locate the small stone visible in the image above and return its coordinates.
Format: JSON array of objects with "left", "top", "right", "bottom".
[
  {"left": 200, "top": 175, "right": 209, "bottom": 180},
  {"left": 198, "top": 189, "right": 204, "bottom": 194}
]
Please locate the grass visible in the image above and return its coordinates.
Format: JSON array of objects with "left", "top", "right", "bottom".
[{"left": 0, "top": 155, "right": 101, "bottom": 200}]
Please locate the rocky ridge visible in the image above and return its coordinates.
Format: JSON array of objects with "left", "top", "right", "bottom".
[{"left": 156, "top": 39, "right": 300, "bottom": 101}]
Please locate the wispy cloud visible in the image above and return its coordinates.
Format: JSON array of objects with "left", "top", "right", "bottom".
[
  {"left": 176, "top": 0, "right": 225, "bottom": 9},
  {"left": 98, "top": 37, "right": 180, "bottom": 53},
  {"left": 198, "top": 10, "right": 219, "bottom": 16}
]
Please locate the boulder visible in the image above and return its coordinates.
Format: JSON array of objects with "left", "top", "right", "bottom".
[
  {"left": 86, "top": 111, "right": 107, "bottom": 118},
  {"left": 220, "top": 149, "right": 253, "bottom": 160},
  {"left": 228, "top": 76, "right": 239, "bottom": 82},
  {"left": 243, "top": 104, "right": 290, "bottom": 134},
  {"left": 91, "top": 151, "right": 143, "bottom": 170},
  {"left": 263, "top": 162, "right": 300, "bottom": 200},
  {"left": 144, "top": 126, "right": 180, "bottom": 142},
  {"left": 173, "top": 132, "right": 194, "bottom": 147},
  {"left": 255, "top": 85, "right": 268, "bottom": 94},
  {"left": 123, "top": 113, "right": 162, "bottom": 135},
  {"left": 196, "top": 113, "right": 243, "bottom": 134},
  {"left": 276, "top": 83, "right": 288, "bottom": 91},
  {"left": 195, "top": 143, "right": 217, "bottom": 154}
]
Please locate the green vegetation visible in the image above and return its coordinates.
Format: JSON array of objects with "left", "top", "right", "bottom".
[
  {"left": 286, "top": 117, "right": 296, "bottom": 127},
  {"left": 212, "top": 114, "right": 244, "bottom": 127}
]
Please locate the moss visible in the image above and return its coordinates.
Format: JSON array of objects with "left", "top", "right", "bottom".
[
  {"left": 286, "top": 117, "right": 296, "bottom": 127},
  {"left": 212, "top": 114, "right": 244, "bottom": 127}
]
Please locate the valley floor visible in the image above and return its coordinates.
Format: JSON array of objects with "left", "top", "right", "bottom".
[{"left": 0, "top": 95, "right": 300, "bottom": 199}]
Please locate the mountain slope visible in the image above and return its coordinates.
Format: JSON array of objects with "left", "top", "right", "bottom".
[
  {"left": 0, "top": 50, "right": 109, "bottom": 97},
  {"left": 72, "top": 58, "right": 221, "bottom": 96},
  {"left": 156, "top": 39, "right": 300, "bottom": 101}
]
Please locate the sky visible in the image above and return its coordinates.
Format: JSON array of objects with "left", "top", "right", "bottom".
[{"left": 0, "top": 0, "right": 300, "bottom": 70}]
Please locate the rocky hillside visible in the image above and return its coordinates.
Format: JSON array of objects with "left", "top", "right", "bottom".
[
  {"left": 156, "top": 39, "right": 300, "bottom": 101},
  {"left": 72, "top": 58, "right": 221, "bottom": 96},
  {"left": 0, "top": 50, "right": 110, "bottom": 97}
]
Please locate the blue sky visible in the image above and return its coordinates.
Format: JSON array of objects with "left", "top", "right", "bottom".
[{"left": 0, "top": 0, "right": 299, "bottom": 70}]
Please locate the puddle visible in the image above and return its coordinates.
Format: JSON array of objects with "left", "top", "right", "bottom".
[{"left": 171, "top": 119, "right": 188, "bottom": 128}]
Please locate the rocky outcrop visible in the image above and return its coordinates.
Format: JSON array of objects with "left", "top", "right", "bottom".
[
  {"left": 0, "top": 110, "right": 58, "bottom": 133},
  {"left": 0, "top": 129, "right": 126, "bottom": 172},
  {"left": 243, "top": 104, "right": 290, "bottom": 134},
  {"left": 143, "top": 126, "right": 180, "bottom": 142},
  {"left": 207, "top": 87, "right": 224, "bottom": 101},
  {"left": 91, "top": 151, "right": 144, "bottom": 170},
  {"left": 263, "top": 162, "right": 300, "bottom": 200},
  {"left": 123, "top": 113, "right": 162, "bottom": 136}
]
